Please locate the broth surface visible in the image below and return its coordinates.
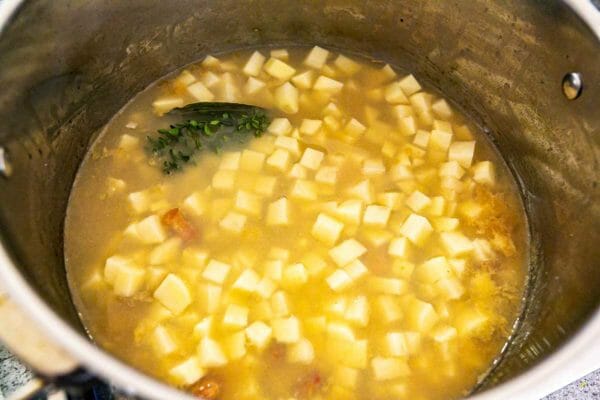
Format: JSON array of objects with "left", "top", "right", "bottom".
[{"left": 65, "top": 47, "right": 527, "bottom": 400}]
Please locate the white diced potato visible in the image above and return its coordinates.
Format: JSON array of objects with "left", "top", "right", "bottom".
[
  {"left": 254, "top": 176, "right": 277, "bottom": 197},
  {"left": 264, "top": 57, "right": 296, "bottom": 80},
  {"left": 152, "top": 325, "right": 178, "bottom": 356},
  {"left": 243, "top": 51, "right": 266, "bottom": 76},
  {"left": 274, "top": 82, "right": 299, "bottom": 114},
  {"left": 432, "top": 98, "right": 453, "bottom": 119},
  {"left": 383, "top": 332, "right": 409, "bottom": 357},
  {"left": 390, "top": 163, "right": 413, "bottom": 181},
  {"left": 432, "top": 216, "right": 460, "bottom": 232},
  {"left": 198, "top": 283, "right": 222, "bottom": 313},
  {"left": 361, "top": 229, "right": 393, "bottom": 248},
  {"left": 405, "top": 298, "right": 439, "bottom": 332},
  {"left": 287, "top": 338, "right": 315, "bottom": 364},
  {"left": 128, "top": 190, "right": 150, "bottom": 214},
  {"left": 388, "top": 237, "right": 409, "bottom": 258},
  {"left": 323, "top": 115, "right": 341, "bottom": 131},
  {"left": 414, "top": 256, "right": 451, "bottom": 284},
  {"left": 326, "top": 269, "right": 353, "bottom": 292},
  {"left": 315, "top": 165, "right": 339, "bottom": 185},
  {"left": 435, "top": 277, "right": 465, "bottom": 300},
  {"left": 299, "top": 119, "right": 323, "bottom": 136},
  {"left": 440, "top": 231, "right": 474, "bottom": 257},
  {"left": 344, "top": 118, "right": 367, "bottom": 138},
  {"left": 314, "top": 75, "right": 344, "bottom": 93},
  {"left": 106, "top": 177, "right": 126, "bottom": 195},
  {"left": 202, "top": 259, "right": 231, "bottom": 284},
  {"left": 118, "top": 134, "right": 139, "bottom": 151},
  {"left": 409, "top": 92, "right": 431, "bottom": 115},
  {"left": 240, "top": 149, "right": 266, "bottom": 172},
  {"left": 398, "top": 74, "right": 422, "bottom": 96},
  {"left": 282, "top": 263, "right": 309, "bottom": 289},
  {"left": 458, "top": 200, "right": 484, "bottom": 220},
  {"left": 406, "top": 190, "right": 432, "bottom": 213},
  {"left": 288, "top": 163, "right": 308, "bottom": 179},
  {"left": 377, "top": 192, "right": 404, "bottom": 211},
  {"left": 455, "top": 308, "right": 489, "bottom": 336},
  {"left": 267, "top": 118, "right": 292, "bottom": 136},
  {"left": 197, "top": 338, "right": 228, "bottom": 368},
  {"left": 212, "top": 170, "right": 236, "bottom": 191},
  {"left": 361, "top": 158, "right": 386, "bottom": 176},
  {"left": 290, "top": 179, "right": 318, "bottom": 201},
  {"left": 448, "top": 141, "right": 475, "bottom": 168},
  {"left": 152, "top": 96, "right": 184, "bottom": 115},
  {"left": 266, "top": 197, "right": 291, "bottom": 226},
  {"left": 270, "top": 48, "right": 289, "bottom": 60},
  {"left": 234, "top": 190, "right": 262, "bottom": 216},
  {"left": 345, "top": 296, "right": 369, "bottom": 327},
  {"left": 272, "top": 315, "right": 301, "bottom": 343},
  {"left": 219, "top": 211, "right": 247, "bottom": 234},
  {"left": 329, "top": 239, "right": 367, "bottom": 267},
  {"left": 112, "top": 263, "right": 145, "bottom": 297},
  {"left": 244, "top": 76, "right": 266, "bottom": 94},
  {"left": 413, "top": 130, "right": 430, "bottom": 148},
  {"left": 193, "top": 316, "right": 214, "bottom": 338},
  {"left": 399, "top": 214, "right": 433, "bottom": 246},
  {"left": 300, "top": 148, "right": 325, "bottom": 170},
  {"left": 363, "top": 205, "right": 391, "bottom": 227},
  {"left": 472, "top": 161, "right": 496, "bottom": 186},
  {"left": 327, "top": 297, "right": 348, "bottom": 318},
  {"left": 201, "top": 55, "right": 220, "bottom": 68},
  {"left": 232, "top": 269, "right": 261, "bottom": 293},
  {"left": 274, "top": 135, "right": 300, "bottom": 155},
  {"left": 368, "top": 277, "right": 407, "bottom": 295},
  {"left": 344, "top": 259, "right": 368, "bottom": 281},
  {"left": 327, "top": 321, "right": 356, "bottom": 342},
  {"left": 291, "top": 70, "right": 316, "bottom": 89},
  {"left": 433, "top": 119, "right": 453, "bottom": 133},
  {"left": 264, "top": 259, "right": 284, "bottom": 282},
  {"left": 224, "top": 331, "right": 247, "bottom": 360},
  {"left": 429, "top": 129, "right": 453, "bottom": 153},
  {"left": 187, "top": 82, "right": 214, "bottom": 101},
  {"left": 472, "top": 238, "right": 495, "bottom": 262},
  {"left": 301, "top": 252, "right": 328, "bottom": 277},
  {"left": 304, "top": 46, "right": 329, "bottom": 69},
  {"left": 256, "top": 277, "right": 277, "bottom": 299},
  {"left": 200, "top": 71, "right": 220, "bottom": 87},
  {"left": 374, "top": 295, "right": 403, "bottom": 324},
  {"left": 311, "top": 213, "right": 344, "bottom": 245},
  {"left": 169, "top": 357, "right": 205, "bottom": 386},
  {"left": 266, "top": 148, "right": 291, "bottom": 172},
  {"left": 384, "top": 82, "right": 409, "bottom": 104},
  {"left": 381, "top": 140, "right": 398, "bottom": 159},
  {"left": 183, "top": 192, "right": 208, "bottom": 216},
  {"left": 334, "top": 54, "right": 361, "bottom": 75},
  {"left": 346, "top": 179, "right": 374, "bottom": 203},
  {"left": 432, "top": 325, "right": 458, "bottom": 342},
  {"left": 271, "top": 290, "right": 290, "bottom": 317},
  {"left": 246, "top": 321, "right": 273, "bottom": 349},
  {"left": 334, "top": 199, "right": 363, "bottom": 226},
  {"left": 223, "top": 304, "right": 249, "bottom": 329},
  {"left": 134, "top": 214, "right": 167, "bottom": 244},
  {"left": 371, "top": 357, "right": 410, "bottom": 381},
  {"left": 149, "top": 237, "right": 182, "bottom": 265},
  {"left": 104, "top": 255, "right": 132, "bottom": 284},
  {"left": 153, "top": 274, "right": 192, "bottom": 315},
  {"left": 439, "top": 161, "right": 465, "bottom": 179},
  {"left": 398, "top": 116, "right": 417, "bottom": 136},
  {"left": 175, "top": 70, "right": 196, "bottom": 86}
]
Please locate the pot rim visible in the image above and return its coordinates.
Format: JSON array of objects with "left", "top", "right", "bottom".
[{"left": 0, "top": 0, "right": 598, "bottom": 399}]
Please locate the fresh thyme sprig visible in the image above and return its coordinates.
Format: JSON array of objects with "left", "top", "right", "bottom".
[{"left": 147, "top": 102, "right": 269, "bottom": 174}]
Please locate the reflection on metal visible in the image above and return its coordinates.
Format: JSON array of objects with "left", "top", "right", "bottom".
[
  {"left": 562, "top": 72, "right": 583, "bottom": 100},
  {"left": 0, "top": 147, "right": 11, "bottom": 178}
]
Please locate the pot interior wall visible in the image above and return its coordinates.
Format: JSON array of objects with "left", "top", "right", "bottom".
[{"left": 0, "top": 0, "right": 598, "bottom": 393}]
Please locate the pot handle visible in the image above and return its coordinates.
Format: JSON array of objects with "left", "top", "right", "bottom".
[{"left": 0, "top": 295, "right": 99, "bottom": 400}]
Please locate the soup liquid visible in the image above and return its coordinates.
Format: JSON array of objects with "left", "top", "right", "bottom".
[{"left": 65, "top": 47, "right": 527, "bottom": 400}]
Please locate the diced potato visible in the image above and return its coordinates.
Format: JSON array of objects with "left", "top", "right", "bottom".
[
  {"left": 335, "top": 199, "right": 364, "bottom": 225},
  {"left": 384, "top": 82, "right": 409, "bottom": 104},
  {"left": 202, "top": 259, "right": 231, "bottom": 284},
  {"left": 234, "top": 190, "right": 262, "bottom": 216},
  {"left": 246, "top": 321, "right": 273, "bottom": 349},
  {"left": 266, "top": 197, "right": 291, "bottom": 225},
  {"left": 362, "top": 158, "right": 386, "bottom": 176},
  {"left": 304, "top": 46, "right": 329, "bottom": 69},
  {"left": 153, "top": 96, "right": 184, "bottom": 115},
  {"left": 429, "top": 129, "right": 453, "bottom": 154},
  {"left": 267, "top": 118, "right": 292, "bottom": 136},
  {"left": 327, "top": 296, "right": 348, "bottom": 318},
  {"left": 232, "top": 269, "right": 261, "bottom": 293},
  {"left": 299, "top": 252, "right": 327, "bottom": 277},
  {"left": 153, "top": 274, "right": 192, "bottom": 315},
  {"left": 334, "top": 54, "right": 361, "bottom": 75},
  {"left": 243, "top": 51, "right": 266, "bottom": 76},
  {"left": 272, "top": 315, "right": 301, "bottom": 343},
  {"left": 315, "top": 165, "right": 339, "bottom": 185},
  {"left": 363, "top": 205, "right": 391, "bottom": 227},
  {"left": 388, "top": 237, "right": 409, "bottom": 258},
  {"left": 345, "top": 118, "right": 367, "bottom": 138},
  {"left": 371, "top": 357, "right": 410, "bottom": 381},
  {"left": 266, "top": 148, "right": 291, "bottom": 172},
  {"left": 182, "top": 192, "right": 209, "bottom": 216},
  {"left": 326, "top": 269, "right": 353, "bottom": 292},
  {"left": 270, "top": 49, "right": 289, "bottom": 60},
  {"left": 149, "top": 237, "right": 182, "bottom": 265},
  {"left": 212, "top": 170, "right": 236, "bottom": 191},
  {"left": 435, "top": 277, "right": 465, "bottom": 300},
  {"left": 112, "top": 263, "right": 145, "bottom": 297},
  {"left": 118, "top": 134, "right": 139, "bottom": 151},
  {"left": 311, "top": 213, "right": 344, "bottom": 245},
  {"left": 440, "top": 231, "right": 474, "bottom": 257},
  {"left": 345, "top": 296, "right": 369, "bottom": 327},
  {"left": 264, "top": 57, "right": 296, "bottom": 80},
  {"left": 389, "top": 163, "right": 413, "bottom": 181},
  {"left": 264, "top": 259, "right": 284, "bottom": 282},
  {"left": 187, "top": 81, "right": 214, "bottom": 101},
  {"left": 414, "top": 256, "right": 451, "bottom": 284},
  {"left": 287, "top": 163, "right": 307, "bottom": 179},
  {"left": 240, "top": 149, "right": 266, "bottom": 172},
  {"left": 219, "top": 211, "right": 247, "bottom": 234},
  {"left": 291, "top": 70, "right": 316, "bottom": 89},
  {"left": 412, "top": 130, "right": 430, "bottom": 148},
  {"left": 282, "top": 263, "right": 309, "bottom": 289},
  {"left": 287, "top": 337, "right": 315, "bottom": 364},
  {"left": 274, "top": 135, "right": 300, "bottom": 156},
  {"left": 455, "top": 307, "right": 490, "bottom": 336},
  {"left": 198, "top": 283, "right": 222, "bottom": 313},
  {"left": 197, "top": 338, "right": 228, "bottom": 368},
  {"left": 432, "top": 98, "right": 453, "bottom": 119},
  {"left": 151, "top": 325, "right": 178, "bottom": 356},
  {"left": 432, "top": 325, "right": 458, "bottom": 342},
  {"left": 406, "top": 190, "right": 432, "bottom": 213},
  {"left": 472, "top": 161, "right": 496, "bottom": 186},
  {"left": 344, "top": 259, "right": 368, "bottom": 281},
  {"left": 298, "top": 119, "right": 322, "bottom": 136},
  {"left": 346, "top": 179, "right": 374, "bottom": 203},
  {"left": 290, "top": 179, "right": 318, "bottom": 201},
  {"left": 439, "top": 161, "right": 465, "bottom": 180},
  {"left": 399, "top": 214, "right": 433, "bottom": 246},
  {"left": 275, "top": 82, "right": 299, "bottom": 114},
  {"left": 330, "top": 338, "right": 368, "bottom": 369},
  {"left": 327, "top": 321, "right": 356, "bottom": 342},
  {"left": 405, "top": 298, "right": 439, "bottom": 332},
  {"left": 104, "top": 255, "right": 132, "bottom": 284},
  {"left": 224, "top": 331, "right": 247, "bottom": 360},
  {"left": 254, "top": 176, "right": 277, "bottom": 197},
  {"left": 271, "top": 290, "right": 291, "bottom": 317},
  {"left": 256, "top": 277, "right": 277, "bottom": 299},
  {"left": 398, "top": 74, "right": 422, "bottom": 96},
  {"left": 383, "top": 332, "right": 409, "bottom": 357},
  {"left": 398, "top": 116, "right": 417, "bottom": 136},
  {"left": 369, "top": 277, "right": 407, "bottom": 295},
  {"left": 433, "top": 119, "right": 453, "bottom": 133},
  {"left": 448, "top": 141, "right": 475, "bottom": 168},
  {"left": 128, "top": 190, "right": 150, "bottom": 214},
  {"left": 300, "top": 148, "right": 325, "bottom": 170},
  {"left": 223, "top": 304, "right": 249, "bottom": 329},
  {"left": 244, "top": 76, "right": 266, "bottom": 94},
  {"left": 199, "top": 70, "right": 220, "bottom": 87},
  {"left": 374, "top": 295, "right": 403, "bottom": 324},
  {"left": 169, "top": 357, "right": 205, "bottom": 386},
  {"left": 329, "top": 239, "right": 367, "bottom": 267},
  {"left": 193, "top": 316, "right": 214, "bottom": 338},
  {"left": 314, "top": 76, "right": 344, "bottom": 93},
  {"left": 432, "top": 216, "right": 460, "bottom": 232}
]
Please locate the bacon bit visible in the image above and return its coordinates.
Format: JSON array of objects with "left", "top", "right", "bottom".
[
  {"left": 162, "top": 208, "right": 198, "bottom": 242},
  {"left": 190, "top": 377, "right": 221, "bottom": 399},
  {"left": 294, "top": 370, "right": 325, "bottom": 398}
]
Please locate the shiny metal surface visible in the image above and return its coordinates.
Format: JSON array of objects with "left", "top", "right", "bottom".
[
  {"left": 0, "top": 1, "right": 598, "bottom": 400},
  {"left": 0, "top": 147, "right": 11, "bottom": 178},
  {"left": 562, "top": 72, "right": 584, "bottom": 100}
]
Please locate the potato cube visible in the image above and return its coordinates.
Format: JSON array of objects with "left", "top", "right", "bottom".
[
  {"left": 405, "top": 298, "right": 439, "bottom": 332},
  {"left": 212, "top": 170, "right": 236, "bottom": 191},
  {"left": 300, "top": 148, "right": 325, "bottom": 170},
  {"left": 314, "top": 75, "right": 344, "bottom": 93},
  {"left": 374, "top": 295, "right": 403, "bottom": 324},
  {"left": 198, "top": 284, "right": 222, "bottom": 313},
  {"left": 246, "top": 321, "right": 273, "bottom": 349},
  {"left": 311, "top": 213, "right": 344, "bottom": 245},
  {"left": 199, "top": 70, "right": 220, "bottom": 87},
  {"left": 290, "top": 179, "right": 318, "bottom": 201},
  {"left": 234, "top": 190, "right": 262, "bottom": 216},
  {"left": 326, "top": 269, "right": 353, "bottom": 292},
  {"left": 344, "top": 259, "right": 368, "bottom": 281},
  {"left": 244, "top": 76, "right": 266, "bottom": 95},
  {"left": 275, "top": 82, "right": 299, "bottom": 114},
  {"left": 384, "top": 82, "right": 409, "bottom": 104},
  {"left": 398, "top": 116, "right": 417, "bottom": 136},
  {"left": 472, "top": 161, "right": 496, "bottom": 186},
  {"left": 113, "top": 263, "right": 145, "bottom": 297},
  {"left": 152, "top": 325, "right": 178, "bottom": 356},
  {"left": 153, "top": 274, "right": 192, "bottom": 315},
  {"left": 436, "top": 277, "right": 465, "bottom": 300},
  {"left": 202, "top": 259, "right": 231, "bottom": 284},
  {"left": 270, "top": 49, "right": 289, "bottom": 60},
  {"left": 448, "top": 141, "right": 475, "bottom": 168},
  {"left": 271, "top": 290, "right": 290, "bottom": 317},
  {"left": 383, "top": 332, "right": 409, "bottom": 357},
  {"left": 429, "top": 129, "right": 453, "bottom": 153},
  {"left": 412, "top": 130, "right": 430, "bottom": 148},
  {"left": 323, "top": 115, "right": 341, "bottom": 131},
  {"left": 344, "top": 296, "right": 369, "bottom": 327},
  {"left": 282, "top": 263, "right": 309, "bottom": 289},
  {"left": 439, "top": 161, "right": 465, "bottom": 180},
  {"left": 266, "top": 148, "right": 291, "bottom": 172},
  {"left": 272, "top": 315, "right": 301, "bottom": 343},
  {"left": 414, "top": 256, "right": 451, "bottom": 284},
  {"left": 291, "top": 70, "right": 316, "bottom": 89},
  {"left": 256, "top": 277, "right": 277, "bottom": 299},
  {"left": 240, "top": 149, "right": 266, "bottom": 172},
  {"left": 232, "top": 269, "right": 261, "bottom": 293},
  {"left": 254, "top": 175, "right": 277, "bottom": 197},
  {"left": 268, "top": 247, "right": 290, "bottom": 261},
  {"left": 304, "top": 46, "right": 329, "bottom": 69},
  {"left": 223, "top": 304, "right": 249, "bottom": 329},
  {"left": 398, "top": 74, "right": 422, "bottom": 96},
  {"left": 128, "top": 190, "right": 150, "bottom": 214},
  {"left": 242, "top": 50, "right": 266, "bottom": 76},
  {"left": 369, "top": 277, "right": 407, "bottom": 295},
  {"left": 152, "top": 96, "right": 184, "bottom": 115},
  {"left": 197, "top": 338, "right": 228, "bottom": 368},
  {"left": 264, "top": 57, "right": 296, "bottom": 80},
  {"left": 334, "top": 54, "right": 361, "bottom": 75},
  {"left": 299, "top": 252, "right": 327, "bottom": 277},
  {"left": 432, "top": 98, "right": 453, "bottom": 119},
  {"left": 388, "top": 237, "right": 409, "bottom": 258},
  {"left": 432, "top": 325, "right": 458, "bottom": 342},
  {"left": 399, "top": 214, "right": 433, "bottom": 245},
  {"left": 169, "top": 357, "right": 205, "bottom": 386},
  {"left": 381, "top": 140, "right": 398, "bottom": 159},
  {"left": 329, "top": 239, "right": 367, "bottom": 267},
  {"left": 440, "top": 231, "right": 474, "bottom": 257},
  {"left": 187, "top": 82, "right": 214, "bottom": 102},
  {"left": 390, "top": 163, "right": 413, "bottom": 181},
  {"left": 183, "top": 192, "right": 209, "bottom": 216},
  {"left": 274, "top": 135, "right": 300, "bottom": 156},
  {"left": 288, "top": 337, "right": 315, "bottom": 364},
  {"left": 315, "top": 165, "right": 339, "bottom": 185},
  {"left": 326, "top": 296, "right": 348, "bottom": 318},
  {"left": 264, "top": 259, "right": 284, "bottom": 282},
  {"left": 219, "top": 211, "right": 247, "bottom": 234},
  {"left": 104, "top": 255, "right": 132, "bottom": 284},
  {"left": 300, "top": 119, "right": 323, "bottom": 136},
  {"left": 193, "top": 316, "right": 214, "bottom": 338},
  {"left": 362, "top": 158, "right": 386, "bottom": 176},
  {"left": 267, "top": 118, "right": 292, "bottom": 136},
  {"left": 224, "top": 331, "right": 247, "bottom": 360},
  {"left": 346, "top": 179, "right": 374, "bottom": 203},
  {"left": 363, "top": 205, "right": 391, "bottom": 227},
  {"left": 432, "top": 216, "right": 460, "bottom": 232},
  {"left": 371, "top": 357, "right": 410, "bottom": 381},
  {"left": 334, "top": 199, "right": 363, "bottom": 225},
  {"left": 149, "top": 237, "right": 182, "bottom": 265},
  {"left": 406, "top": 190, "right": 432, "bottom": 213},
  {"left": 332, "top": 338, "right": 368, "bottom": 369},
  {"left": 345, "top": 118, "right": 367, "bottom": 137},
  {"left": 287, "top": 163, "right": 307, "bottom": 179},
  {"left": 455, "top": 308, "right": 489, "bottom": 336},
  {"left": 266, "top": 197, "right": 291, "bottom": 226}
]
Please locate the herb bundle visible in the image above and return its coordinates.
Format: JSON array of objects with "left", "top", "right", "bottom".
[{"left": 147, "top": 102, "right": 270, "bottom": 174}]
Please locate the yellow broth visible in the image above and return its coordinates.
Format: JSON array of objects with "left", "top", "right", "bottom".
[{"left": 65, "top": 47, "right": 527, "bottom": 400}]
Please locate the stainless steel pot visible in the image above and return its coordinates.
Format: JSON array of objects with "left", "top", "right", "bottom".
[{"left": 0, "top": 1, "right": 599, "bottom": 399}]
